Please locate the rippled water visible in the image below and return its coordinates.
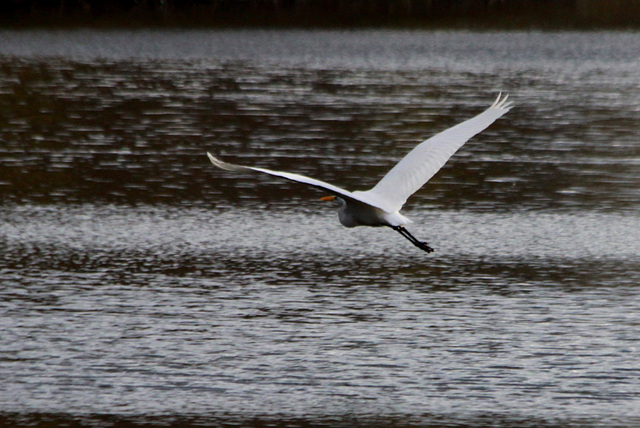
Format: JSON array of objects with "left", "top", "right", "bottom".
[{"left": 1, "top": 30, "right": 640, "bottom": 427}]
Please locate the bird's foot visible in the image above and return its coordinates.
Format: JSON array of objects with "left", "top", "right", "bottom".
[
  {"left": 415, "top": 241, "right": 434, "bottom": 253},
  {"left": 391, "top": 225, "right": 434, "bottom": 254}
]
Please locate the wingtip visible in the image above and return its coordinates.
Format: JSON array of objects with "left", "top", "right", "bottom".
[
  {"left": 206, "top": 151, "right": 228, "bottom": 169},
  {"left": 492, "top": 92, "right": 513, "bottom": 111},
  {"left": 206, "top": 151, "right": 250, "bottom": 172}
]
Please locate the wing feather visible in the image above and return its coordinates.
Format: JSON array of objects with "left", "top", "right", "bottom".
[
  {"left": 206, "top": 152, "right": 388, "bottom": 210},
  {"left": 357, "top": 93, "right": 513, "bottom": 212}
]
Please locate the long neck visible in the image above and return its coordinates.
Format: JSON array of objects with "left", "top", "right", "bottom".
[{"left": 336, "top": 198, "right": 358, "bottom": 228}]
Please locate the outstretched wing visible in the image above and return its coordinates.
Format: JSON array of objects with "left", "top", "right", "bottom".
[
  {"left": 355, "top": 93, "right": 513, "bottom": 213},
  {"left": 207, "top": 152, "right": 388, "bottom": 210}
]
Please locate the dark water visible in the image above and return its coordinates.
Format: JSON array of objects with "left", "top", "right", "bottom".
[{"left": 1, "top": 30, "right": 639, "bottom": 427}]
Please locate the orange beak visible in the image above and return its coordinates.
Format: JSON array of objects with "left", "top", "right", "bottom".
[{"left": 320, "top": 196, "right": 336, "bottom": 201}]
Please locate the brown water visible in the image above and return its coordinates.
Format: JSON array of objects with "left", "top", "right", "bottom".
[{"left": 1, "top": 30, "right": 639, "bottom": 427}]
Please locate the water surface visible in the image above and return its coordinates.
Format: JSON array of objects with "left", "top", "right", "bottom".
[{"left": 1, "top": 30, "right": 639, "bottom": 427}]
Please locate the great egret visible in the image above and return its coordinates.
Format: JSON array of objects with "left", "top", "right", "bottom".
[{"left": 207, "top": 93, "right": 512, "bottom": 253}]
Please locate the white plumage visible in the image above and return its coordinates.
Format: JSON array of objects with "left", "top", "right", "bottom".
[{"left": 207, "top": 93, "right": 513, "bottom": 253}]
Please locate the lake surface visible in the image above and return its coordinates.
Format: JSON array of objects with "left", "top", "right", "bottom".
[{"left": 1, "top": 30, "right": 639, "bottom": 427}]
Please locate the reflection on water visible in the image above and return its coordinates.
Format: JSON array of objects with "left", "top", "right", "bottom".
[{"left": 1, "top": 30, "right": 640, "bottom": 426}]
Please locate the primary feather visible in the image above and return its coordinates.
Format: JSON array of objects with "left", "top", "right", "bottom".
[
  {"left": 356, "top": 93, "right": 512, "bottom": 212},
  {"left": 206, "top": 152, "right": 385, "bottom": 209}
]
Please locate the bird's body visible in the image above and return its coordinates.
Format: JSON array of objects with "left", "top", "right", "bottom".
[
  {"left": 332, "top": 197, "right": 411, "bottom": 228},
  {"left": 207, "top": 94, "right": 513, "bottom": 253}
]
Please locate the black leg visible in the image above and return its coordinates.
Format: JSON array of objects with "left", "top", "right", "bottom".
[{"left": 391, "top": 226, "right": 434, "bottom": 253}]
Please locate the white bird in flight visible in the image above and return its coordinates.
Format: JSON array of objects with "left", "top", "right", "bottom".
[{"left": 207, "top": 93, "right": 512, "bottom": 253}]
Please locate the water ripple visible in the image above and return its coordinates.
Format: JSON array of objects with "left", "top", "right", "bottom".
[{"left": 1, "top": 30, "right": 640, "bottom": 426}]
